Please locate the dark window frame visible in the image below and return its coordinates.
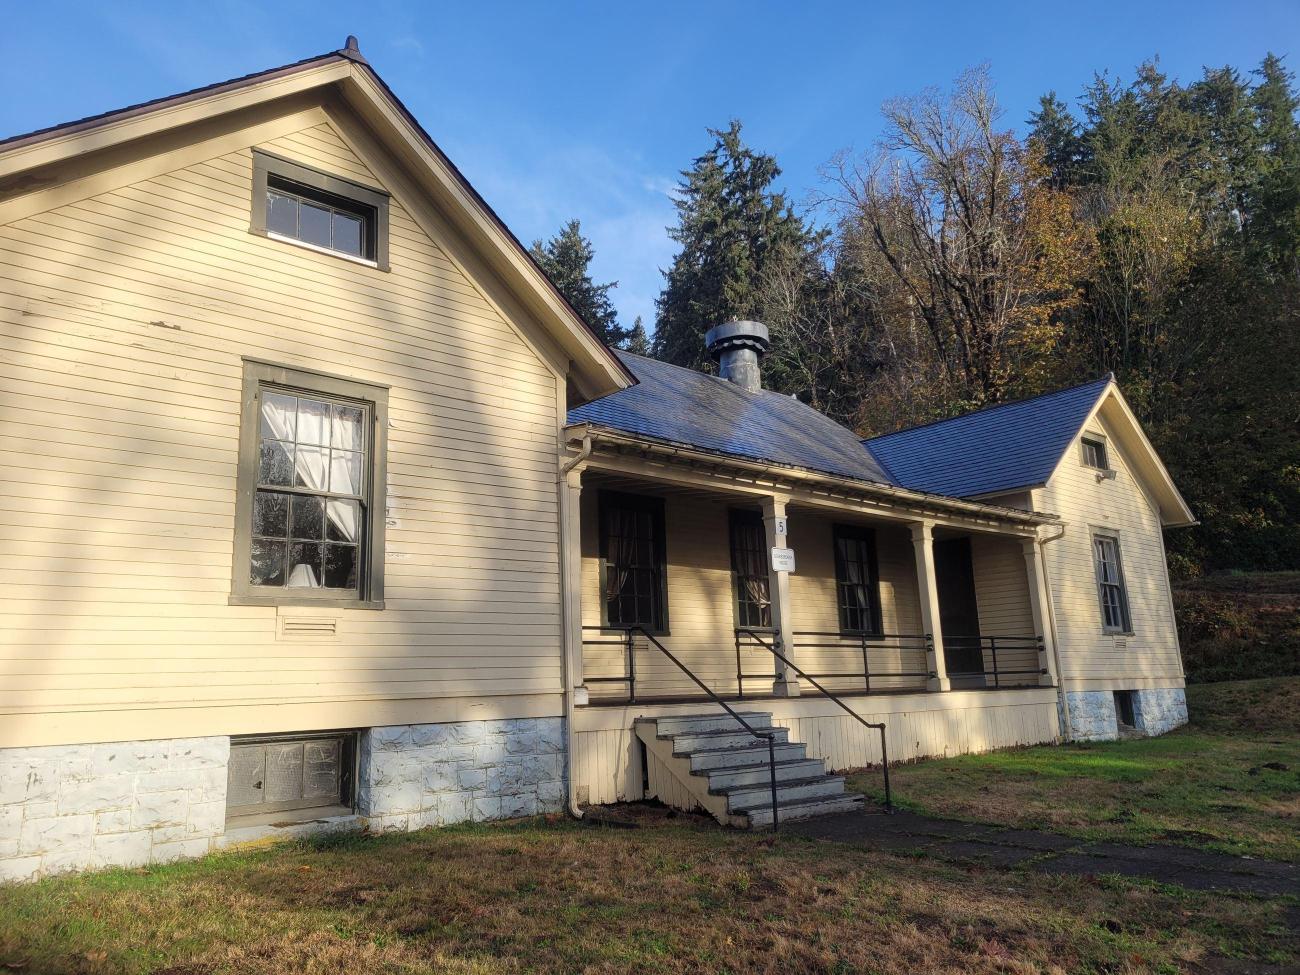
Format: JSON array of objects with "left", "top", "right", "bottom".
[
  {"left": 729, "top": 509, "right": 772, "bottom": 629},
  {"left": 230, "top": 359, "right": 389, "bottom": 610},
  {"left": 1081, "top": 435, "right": 1109, "bottom": 471},
  {"left": 597, "top": 490, "right": 669, "bottom": 634},
  {"left": 833, "top": 523, "right": 884, "bottom": 636},
  {"left": 1091, "top": 531, "right": 1133, "bottom": 634},
  {"left": 250, "top": 150, "right": 390, "bottom": 271},
  {"left": 226, "top": 729, "right": 359, "bottom": 820}
]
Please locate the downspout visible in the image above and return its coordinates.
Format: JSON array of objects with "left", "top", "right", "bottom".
[
  {"left": 1037, "top": 523, "right": 1071, "bottom": 740},
  {"left": 558, "top": 431, "right": 592, "bottom": 819}
]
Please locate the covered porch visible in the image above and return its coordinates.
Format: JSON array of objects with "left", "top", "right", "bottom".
[{"left": 561, "top": 432, "right": 1060, "bottom": 709}]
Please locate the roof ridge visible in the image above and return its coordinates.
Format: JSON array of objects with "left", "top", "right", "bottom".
[{"left": 863, "top": 373, "right": 1113, "bottom": 444}]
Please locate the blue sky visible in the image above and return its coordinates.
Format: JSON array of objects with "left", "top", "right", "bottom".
[{"left": 4, "top": 1, "right": 1297, "bottom": 332}]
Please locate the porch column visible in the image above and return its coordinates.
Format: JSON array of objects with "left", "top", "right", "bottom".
[
  {"left": 762, "top": 494, "right": 800, "bottom": 697},
  {"left": 1021, "top": 537, "right": 1060, "bottom": 688},
  {"left": 909, "top": 521, "right": 951, "bottom": 692},
  {"left": 561, "top": 467, "right": 588, "bottom": 705}
]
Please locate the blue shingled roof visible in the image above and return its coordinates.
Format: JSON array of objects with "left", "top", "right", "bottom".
[
  {"left": 862, "top": 375, "right": 1113, "bottom": 498},
  {"left": 569, "top": 352, "right": 895, "bottom": 485}
]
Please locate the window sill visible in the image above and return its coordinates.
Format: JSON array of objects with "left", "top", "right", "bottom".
[
  {"left": 229, "top": 594, "right": 385, "bottom": 611},
  {"left": 252, "top": 227, "right": 389, "bottom": 271}
]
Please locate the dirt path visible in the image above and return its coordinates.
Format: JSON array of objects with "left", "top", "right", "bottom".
[{"left": 790, "top": 810, "right": 1300, "bottom": 898}]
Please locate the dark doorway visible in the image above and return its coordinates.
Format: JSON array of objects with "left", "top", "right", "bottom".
[{"left": 933, "top": 538, "right": 985, "bottom": 686}]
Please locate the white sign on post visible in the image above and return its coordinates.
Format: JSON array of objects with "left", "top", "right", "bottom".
[
  {"left": 770, "top": 547, "right": 796, "bottom": 573},
  {"left": 774, "top": 516, "right": 788, "bottom": 537}
]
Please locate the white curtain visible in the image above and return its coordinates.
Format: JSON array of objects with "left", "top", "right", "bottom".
[{"left": 260, "top": 393, "right": 362, "bottom": 589}]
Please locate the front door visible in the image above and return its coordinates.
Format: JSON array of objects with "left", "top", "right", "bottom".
[{"left": 933, "top": 538, "right": 985, "bottom": 684}]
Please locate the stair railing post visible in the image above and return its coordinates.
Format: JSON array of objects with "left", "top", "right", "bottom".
[
  {"left": 861, "top": 633, "right": 870, "bottom": 693},
  {"left": 990, "top": 637, "right": 1000, "bottom": 689},
  {"left": 878, "top": 725, "right": 892, "bottom": 811},
  {"left": 626, "top": 627, "right": 637, "bottom": 704},
  {"left": 768, "top": 735, "right": 779, "bottom": 831},
  {"left": 735, "top": 629, "right": 744, "bottom": 699}
]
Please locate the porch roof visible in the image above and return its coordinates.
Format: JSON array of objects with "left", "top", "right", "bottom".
[{"left": 568, "top": 352, "right": 895, "bottom": 485}]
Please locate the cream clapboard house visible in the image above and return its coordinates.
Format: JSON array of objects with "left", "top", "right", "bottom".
[{"left": 0, "top": 40, "right": 1194, "bottom": 880}]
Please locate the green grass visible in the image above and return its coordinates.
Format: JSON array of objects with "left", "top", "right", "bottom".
[
  {"left": 1, "top": 814, "right": 1295, "bottom": 974},
  {"left": 849, "top": 678, "right": 1300, "bottom": 861}
]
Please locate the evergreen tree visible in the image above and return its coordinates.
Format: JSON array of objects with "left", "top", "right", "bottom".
[
  {"left": 1246, "top": 53, "right": 1300, "bottom": 277},
  {"left": 623, "top": 315, "right": 650, "bottom": 355},
  {"left": 652, "top": 121, "right": 816, "bottom": 370},
  {"left": 529, "top": 220, "right": 628, "bottom": 346},
  {"left": 1027, "top": 92, "right": 1083, "bottom": 187}
]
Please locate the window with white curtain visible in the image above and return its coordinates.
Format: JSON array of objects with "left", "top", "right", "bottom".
[{"left": 231, "top": 361, "right": 388, "bottom": 608}]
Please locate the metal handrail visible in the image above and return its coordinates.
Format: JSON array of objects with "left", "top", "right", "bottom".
[
  {"left": 740, "top": 630, "right": 933, "bottom": 694},
  {"left": 943, "top": 634, "right": 1047, "bottom": 688},
  {"left": 585, "top": 624, "right": 782, "bottom": 830},
  {"left": 737, "top": 627, "right": 893, "bottom": 812}
]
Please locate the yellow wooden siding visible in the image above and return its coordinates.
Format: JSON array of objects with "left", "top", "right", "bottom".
[
  {"left": 968, "top": 534, "right": 1039, "bottom": 680},
  {"left": 1035, "top": 414, "right": 1184, "bottom": 688},
  {"left": 0, "top": 114, "right": 566, "bottom": 746}
]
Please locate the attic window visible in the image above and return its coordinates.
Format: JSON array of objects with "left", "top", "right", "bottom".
[
  {"left": 251, "top": 150, "right": 390, "bottom": 270},
  {"left": 1081, "top": 436, "right": 1108, "bottom": 470}
]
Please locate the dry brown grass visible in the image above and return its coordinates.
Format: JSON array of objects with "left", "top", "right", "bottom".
[{"left": 1, "top": 809, "right": 1295, "bottom": 975}]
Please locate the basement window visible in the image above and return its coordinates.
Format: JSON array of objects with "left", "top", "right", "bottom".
[
  {"left": 251, "top": 150, "right": 390, "bottom": 269},
  {"left": 226, "top": 731, "right": 357, "bottom": 822}
]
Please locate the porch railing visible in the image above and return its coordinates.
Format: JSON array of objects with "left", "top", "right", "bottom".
[
  {"left": 942, "top": 635, "right": 1048, "bottom": 688},
  {"left": 738, "top": 630, "right": 934, "bottom": 696}
]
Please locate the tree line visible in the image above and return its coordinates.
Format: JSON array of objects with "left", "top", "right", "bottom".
[{"left": 531, "top": 55, "right": 1300, "bottom": 577}]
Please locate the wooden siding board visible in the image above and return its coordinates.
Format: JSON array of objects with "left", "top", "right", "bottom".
[{"left": 0, "top": 112, "right": 568, "bottom": 746}]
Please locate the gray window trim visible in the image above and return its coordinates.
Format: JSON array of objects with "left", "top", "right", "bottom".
[
  {"left": 230, "top": 359, "right": 388, "bottom": 610},
  {"left": 1090, "top": 530, "right": 1133, "bottom": 635},
  {"left": 250, "top": 149, "right": 390, "bottom": 271},
  {"left": 1080, "top": 434, "right": 1109, "bottom": 471}
]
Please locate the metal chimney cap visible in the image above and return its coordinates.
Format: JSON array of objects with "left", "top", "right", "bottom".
[{"left": 704, "top": 320, "right": 770, "bottom": 358}]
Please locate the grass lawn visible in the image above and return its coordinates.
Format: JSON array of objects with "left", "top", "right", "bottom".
[
  {"left": 1, "top": 680, "right": 1296, "bottom": 974},
  {"left": 1, "top": 810, "right": 1296, "bottom": 975},
  {"left": 849, "top": 678, "right": 1300, "bottom": 862}
]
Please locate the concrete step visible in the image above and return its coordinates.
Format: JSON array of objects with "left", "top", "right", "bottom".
[
  {"left": 668, "top": 726, "right": 790, "bottom": 753},
  {"left": 688, "top": 742, "right": 808, "bottom": 771},
  {"left": 743, "top": 793, "right": 865, "bottom": 827},
  {"left": 722, "top": 775, "right": 848, "bottom": 812},
  {"left": 702, "top": 758, "right": 828, "bottom": 790},
  {"left": 639, "top": 712, "right": 774, "bottom": 736}
]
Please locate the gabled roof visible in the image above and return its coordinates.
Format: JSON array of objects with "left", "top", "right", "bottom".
[
  {"left": 0, "top": 38, "right": 634, "bottom": 399},
  {"left": 863, "top": 376, "right": 1113, "bottom": 499},
  {"left": 864, "top": 375, "right": 1195, "bottom": 526},
  {"left": 569, "top": 352, "right": 896, "bottom": 484}
]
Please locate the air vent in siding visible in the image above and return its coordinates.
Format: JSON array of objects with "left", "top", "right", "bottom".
[
  {"left": 277, "top": 616, "right": 339, "bottom": 641},
  {"left": 1112, "top": 635, "right": 1128, "bottom": 650}
]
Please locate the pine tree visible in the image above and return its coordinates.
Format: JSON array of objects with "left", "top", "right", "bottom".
[
  {"left": 651, "top": 121, "right": 815, "bottom": 370},
  {"left": 1027, "top": 92, "right": 1082, "bottom": 187},
  {"left": 1246, "top": 53, "right": 1300, "bottom": 277},
  {"left": 623, "top": 315, "right": 649, "bottom": 355},
  {"left": 529, "top": 220, "right": 628, "bottom": 346}
]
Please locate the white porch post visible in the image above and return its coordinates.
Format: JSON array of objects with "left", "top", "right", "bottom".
[
  {"left": 561, "top": 467, "right": 588, "bottom": 705},
  {"left": 910, "top": 520, "right": 951, "bottom": 692},
  {"left": 1021, "top": 536, "right": 1060, "bottom": 688},
  {"left": 762, "top": 494, "right": 799, "bottom": 697}
]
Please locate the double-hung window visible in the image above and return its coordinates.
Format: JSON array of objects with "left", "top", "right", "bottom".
[
  {"left": 833, "top": 525, "right": 882, "bottom": 635},
  {"left": 729, "top": 510, "right": 771, "bottom": 629},
  {"left": 599, "top": 492, "right": 667, "bottom": 632},
  {"left": 231, "top": 361, "right": 388, "bottom": 608},
  {"left": 1081, "top": 436, "right": 1109, "bottom": 470},
  {"left": 1092, "top": 533, "right": 1132, "bottom": 633}
]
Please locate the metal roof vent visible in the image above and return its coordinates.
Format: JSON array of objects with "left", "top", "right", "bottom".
[{"left": 705, "top": 320, "right": 770, "bottom": 393}]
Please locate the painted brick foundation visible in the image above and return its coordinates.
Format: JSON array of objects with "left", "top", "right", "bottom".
[
  {"left": 0, "top": 737, "right": 229, "bottom": 883},
  {"left": 358, "top": 718, "right": 566, "bottom": 831},
  {"left": 1065, "top": 687, "right": 1188, "bottom": 741}
]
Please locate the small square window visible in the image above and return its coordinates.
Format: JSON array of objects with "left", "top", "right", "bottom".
[
  {"left": 251, "top": 150, "right": 390, "bottom": 269},
  {"left": 227, "top": 731, "right": 357, "bottom": 822},
  {"left": 1081, "top": 437, "right": 1108, "bottom": 470}
]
